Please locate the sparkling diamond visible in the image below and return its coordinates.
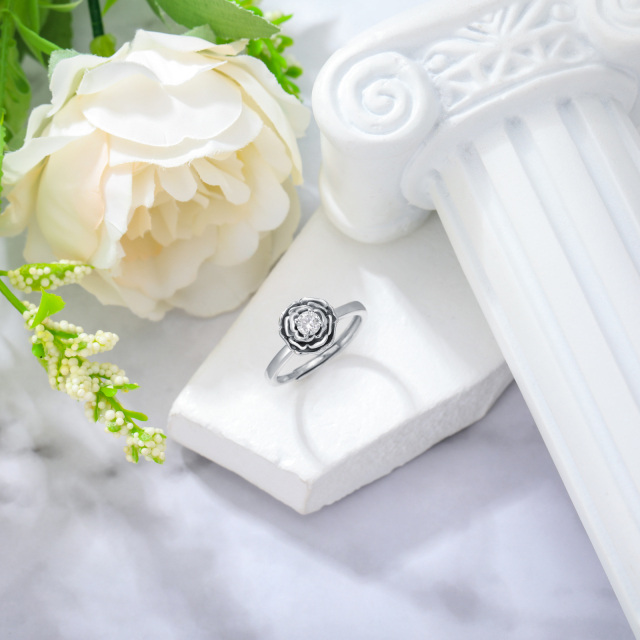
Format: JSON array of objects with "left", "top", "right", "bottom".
[{"left": 295, "top": 310, "right": 322, "bottom": 337}]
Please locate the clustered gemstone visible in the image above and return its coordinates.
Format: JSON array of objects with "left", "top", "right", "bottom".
[{"left": 295, "top": 310, "right": 322, "bottom": 337}]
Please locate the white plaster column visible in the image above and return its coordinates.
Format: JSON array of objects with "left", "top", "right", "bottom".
[
  {"left": 313, "top": 0, "right": 640, "bottom": 633},
  {"left": 426, "top": 96, "right": 640, "bottom": 631}
]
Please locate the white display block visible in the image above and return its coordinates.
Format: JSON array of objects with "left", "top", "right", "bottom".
[
  {"left": 168, "top": 211, "right": 510, "bottom": 514},
  {"left": 313, "top": 0, "right": 640, "bottom": 634}
]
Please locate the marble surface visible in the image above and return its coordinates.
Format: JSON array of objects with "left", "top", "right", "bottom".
[{"left": 0, "top": 0, "right": 633, "bottom": 638}]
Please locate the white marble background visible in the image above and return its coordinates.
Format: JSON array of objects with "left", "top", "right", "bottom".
[{"left": 0, "top": 0, "right": 633, "bottom": 638}]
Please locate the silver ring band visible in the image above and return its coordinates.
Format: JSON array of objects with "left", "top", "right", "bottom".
[{"left": 266, "top": 298, "right": 366, "bottom": 384}]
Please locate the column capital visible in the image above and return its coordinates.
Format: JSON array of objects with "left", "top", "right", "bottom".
[{"left": 313, "top": 0, "right": 640, "bottom": 241}]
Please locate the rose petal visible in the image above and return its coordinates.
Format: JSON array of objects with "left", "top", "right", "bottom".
[
  {"left": 3, "top": 134, "right": 77, "bottom": 183},
  {"left": 0, "top": 165, "right": 43, "bottom": 236},
  {"left": 82, "top": 71, "right": 243, "bottom": 146},
  {"left": 175, "top": 199, "right": 209, "bottom": 239},
  {"left": 35, "top": 131, "right": 109, "bottom": 262},
  {"left": 79, "top": 271, "right": 127, "bottom": 306},
  {"left": 49, "top": 53, "right": 112, "bottom": 116},
  {"left": 189, "top": 193, "right": 237, "bottom": 227},
  {"left": 192, "top": 157, "right": 250, "bottom": 205},
  {"left": 131, "top": 30, "right": 246, "bottom": 56},
  {"left": 81, "top": 270, "right": 171, "bottom": 320},
  {"left": 116, "top": 229, "right": 158, "bottom": 262},
  {"left": 251, "top": 125, "right": 292, "bottom": 182},
  {"left": 24, "top": 216, "right": 56, "bottom": 263},
  {"left": 126, "top": 48, "right": 226, "bottom": 86},
  {"left": 239, "top": 145, "right": 290, "bottom": 232},
  {"left": 168, "top": 234, "right": 274, "bottom": 316},
  {"left": 107, "top": 106, "right": 263, "bottom": 166},
  {"left": 149, "top": 199, "right": 179, "bottom": 246},
  {"left": 126, "top": 206, "right": 152, "bottom": 240},
  {"left": 226, "top": 55, "right": 310, "bottom": 137},
  {"left": 115, "top": 223, "right": 218, "bottom": 300},
  {"left": 91, "top": 164, "right": 133, "bottom": 268},
  {"left": 268, "top": 179, "right": 300, "bottom": 261},
  {"left": 48, "top": 99, "right": 96, "bottom": 138},
  {"left": 211, "top": 152, "right": 244, "bottom": 179},
  {"left": 24, "top": 104, "right": 52, "bottom": 142},
  {"left": 217, "top": 57, "right": 309, "bottom": 181},
  {"left": 77, "top": 61, "right": 159, "bottom": 95},
  {"left": 158, "top": 165, "right": 198, "bottom": 202},
  {"left": 189, "top": 145, "right": 289, "bottom": 231},
  {"left": 130, "top": 165, "right": 156, "bottom": 210},
  {"left": 213, "top": 221, "right": 259, "bottom": 266}
]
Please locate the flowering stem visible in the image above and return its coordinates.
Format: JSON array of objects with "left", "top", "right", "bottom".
[
  {"left": 87, "top": 0, "right": 105, "bottom": 39},
  {"left": 0, "top": 275, "right": 27, "bottom": 314}
]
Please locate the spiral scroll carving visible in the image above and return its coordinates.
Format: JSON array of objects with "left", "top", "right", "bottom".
[
  {"left": 335, "top": 51, "right": 439, "bottom": 139},
  {"left": 596, "top": 0, "right": 640, "bottom": 31}
]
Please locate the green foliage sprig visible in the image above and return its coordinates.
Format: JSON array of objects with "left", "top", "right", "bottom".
[
  {"left": 0, "top": 261, "right": 166, "bottom": 464},
  {"left": 233, "top": 1, "right": 302, "bottom": 98},
  {"left": 1, "top": 1, "right": 67, "bottom": 155},
  {"left": 0, "top": 0, "right": 78, "bottom": 197}
]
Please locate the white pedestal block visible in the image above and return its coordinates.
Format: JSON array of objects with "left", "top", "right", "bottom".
[
  {"left": 313, "top": 0, "right": 640, "bottom": 634},
  {"left": 168, "top": 211, "right": 510, "bottom": 514}
]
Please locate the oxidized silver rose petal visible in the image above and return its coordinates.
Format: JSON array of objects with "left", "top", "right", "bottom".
[{"left": 279, "top": 298, "right": 337, "bottom": 354}]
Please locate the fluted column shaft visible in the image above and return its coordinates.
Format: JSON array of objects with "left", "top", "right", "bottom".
[{"left": 428, "top": 94, "right": 640, "bottom": 631}]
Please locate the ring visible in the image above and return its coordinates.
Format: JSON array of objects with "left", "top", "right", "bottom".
[{"left": 266, "top": 297, "right": 367, "bottom": 384}]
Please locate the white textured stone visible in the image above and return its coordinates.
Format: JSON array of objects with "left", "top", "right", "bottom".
[{"left": 168, "top": 210, "right": 510, "bottom": 514}]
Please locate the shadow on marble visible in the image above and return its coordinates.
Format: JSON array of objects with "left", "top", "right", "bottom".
[{"left": 183, "top": 383, "right": 547, "bottom": 572}]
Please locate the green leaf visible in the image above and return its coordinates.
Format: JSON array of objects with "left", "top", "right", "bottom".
[
  {"left": 183, "top": 24, "right": 216, "bottom": 43},
  {"left": 101, "top": 386, "right": 117, "bottom": 397},
  {"left": 12, "top": 0, "right": 41, "bottom": 33},
  {"left": 124, "top": 410, "right": 148, "bottom": 422},
  {"left": 32, "top": 342, "right": 45, "bottom": 358},
  {"left": 39, "top": 3, "right": 73, "bottom": 51},
  {"left": 0, "top": 115, "right": 5, "bottom": 198},
  {"left": 39, "top": 0, "right": 84, "bottom": 12},
  {"left": 155, "top": 0, "right": 278, "bottom": 40},
  {"left": 101, "top": 0, "right": 120, "bottom": 14},
  {"left": 12, "top": 11, "right": 61, "bottom": 65},
  {"left": 130, "top": 445, "right": 139, "bottom": 463},
  {"left": 121, "top": 383, "right": 139, "bottom": 391},
  {"left": 90, "top": 33, "right": 116, "bottom": 57},
  {"left": 48, "top": 48, "right": 78, "bottom": 78},
  {"left": 0, "top": 22, "right": 31, "bottom": 148},
  {"left": 144, "top": 0, "right": 164, "bottom": 21},
  {"left": 30, "top": 0, "right": 41, "bottom": 31},
  {"left": 32, "top": 288, "right": 65, "bottom": 327}
]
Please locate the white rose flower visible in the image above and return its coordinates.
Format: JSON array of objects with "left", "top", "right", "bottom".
[{"left": 0, "top": 30, "right": 309, "bottom": 319}]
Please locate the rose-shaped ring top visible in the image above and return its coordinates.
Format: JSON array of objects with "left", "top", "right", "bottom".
[{"left": 279, "top": 298, "right": 337, "bottom": 354}]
